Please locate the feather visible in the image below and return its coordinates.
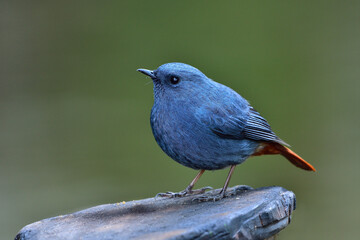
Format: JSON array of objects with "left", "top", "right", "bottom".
[{"left": 244, "top": 107, "right": 289, "bottom": 146}]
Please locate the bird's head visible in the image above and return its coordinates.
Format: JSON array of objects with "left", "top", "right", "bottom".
[{"left": 137, "top": 63, "right": 212, "bottom": 100}]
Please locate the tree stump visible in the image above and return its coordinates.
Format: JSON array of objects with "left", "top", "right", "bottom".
[{"left": 15, "top": 185, "right": 296, "bottom": 240}]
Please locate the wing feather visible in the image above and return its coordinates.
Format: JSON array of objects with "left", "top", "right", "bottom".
[{"left": 244, "top": 107, "right": 289, "bottom": 146}]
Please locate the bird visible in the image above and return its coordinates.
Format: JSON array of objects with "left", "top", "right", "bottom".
[{"left": 137, "top": 62, "right": 315, "bottom": 201}]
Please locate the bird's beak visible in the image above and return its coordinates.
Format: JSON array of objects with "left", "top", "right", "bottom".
[{"left": 137, "top": 68, "right": 156, "bottom": 79}]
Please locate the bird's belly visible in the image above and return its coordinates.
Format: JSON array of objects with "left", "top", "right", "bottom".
[{"left": 151, "top": 119, "right": 259, "bottom": 170}]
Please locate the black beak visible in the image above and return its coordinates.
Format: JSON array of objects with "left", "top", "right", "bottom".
[{"left": 137, "top": 68, "right": 156, "bottom": 79}]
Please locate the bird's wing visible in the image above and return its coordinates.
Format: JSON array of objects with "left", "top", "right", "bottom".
[
  {"left": 196, "top": 100, "right": 248, "bottom": 139},
  {"left": 198, "top": 103, "right": 289, "bottom": 146},
  {"left": 244, "top": 107, "right": 289, "bottom": 146}
]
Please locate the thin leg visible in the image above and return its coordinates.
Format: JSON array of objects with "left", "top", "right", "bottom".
[
  {"left": 193, "top": 165, "right": 237, "bottom": 202},
  {"left": 185, "top": 169, "right": 205, "bottom": 193},
  {"left": 156, "top": 170, "right": 212, "bottom": 198},
  {"left": 219, "top": 165, "right": 236, "bottom": 197}
]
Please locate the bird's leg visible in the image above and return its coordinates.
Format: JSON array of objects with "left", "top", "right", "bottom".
[
  {"left": 194, "top": 165, "right": 237, "bottom": 202},
  {"left": 156, "top": 170, "right": 212, "bottom": 198},
  {"left": 218, "top": 165, "right": 236, "bottom": 198},
  {"left": 185, "top": 169, "right": 213, "bottom": 194}
]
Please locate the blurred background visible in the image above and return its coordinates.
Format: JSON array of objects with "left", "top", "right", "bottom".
[{"left": 1, "top": 1, "right": 359, "bottom": 239}]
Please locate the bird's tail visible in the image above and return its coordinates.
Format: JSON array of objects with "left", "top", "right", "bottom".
[
  {"left": 272, "top": 143, "right": 316, "bottom": 171},
  {"left": 252, "top": 142, "right": 316, "bottom": 171}
]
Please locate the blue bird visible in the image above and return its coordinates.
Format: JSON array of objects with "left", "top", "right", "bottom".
[{"left": 138, "top": 63, "right": 315, "bottom": 200}]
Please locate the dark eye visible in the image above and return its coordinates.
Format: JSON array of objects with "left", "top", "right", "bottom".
[{"left": 170, "top": 76, "right": 180, "bottom": 85}]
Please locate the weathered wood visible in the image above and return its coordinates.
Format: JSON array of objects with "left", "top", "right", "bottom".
[{"left": 15, "top": 185, "right": 296, "bottom": 240}]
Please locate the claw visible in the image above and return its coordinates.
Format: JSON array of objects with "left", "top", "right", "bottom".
[
  {"left": 225, "top": 185, "right": 252, "bottom": 196},
  {"left": 188, "top": 186, "right": 213, "bottom": 194},
  {"left": 192, "top": 194, "right": 225, "bottom": 202},
  {"left": 193, "top": 188, "right": 227, "bottom": 202},
  {"left": 155, "top": 186, "right": 213, "bottom": 199},
  {"left": 155, "top": 191, "right": 187, "bottom": 198}
]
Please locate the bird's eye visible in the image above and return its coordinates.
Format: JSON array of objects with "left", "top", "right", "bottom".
[{"left": 170, "top": 76, "right": 180, "bottom": 85}]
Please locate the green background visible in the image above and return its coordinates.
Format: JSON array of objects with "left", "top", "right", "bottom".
[{"left": 1, "top": 1, "right": 359, "bottom": 239}]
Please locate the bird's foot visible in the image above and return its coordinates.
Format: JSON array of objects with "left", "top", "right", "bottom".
[
  {"left": 192, "top": 185, "right": 253, "bottom": 202},
  {"left": 155, "top": 191, "right": 188, "bottom": 198},
  {"left": 155, "top": 186, "right": 213, "bottom": 198},
  {"left": 193, "top": 194, "right": 225, "bottom": 202},
  {"left": 226, "top": 185, "right": 253, "bottom": 196},
  {"left": 188, "top": 186, "right": 213, "bottom": 195}
]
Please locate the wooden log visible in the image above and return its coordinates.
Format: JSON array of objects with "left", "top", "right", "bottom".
[{"left": 15, "top": 185, "right": 296, "bottom": 240}]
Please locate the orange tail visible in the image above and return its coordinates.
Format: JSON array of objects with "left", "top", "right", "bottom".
[
  {"left": 274, "top": 143, "right": 316, "bottom": 171},
  {"left": 253, "top": 142, "right": 316, "bottom": 171}
]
